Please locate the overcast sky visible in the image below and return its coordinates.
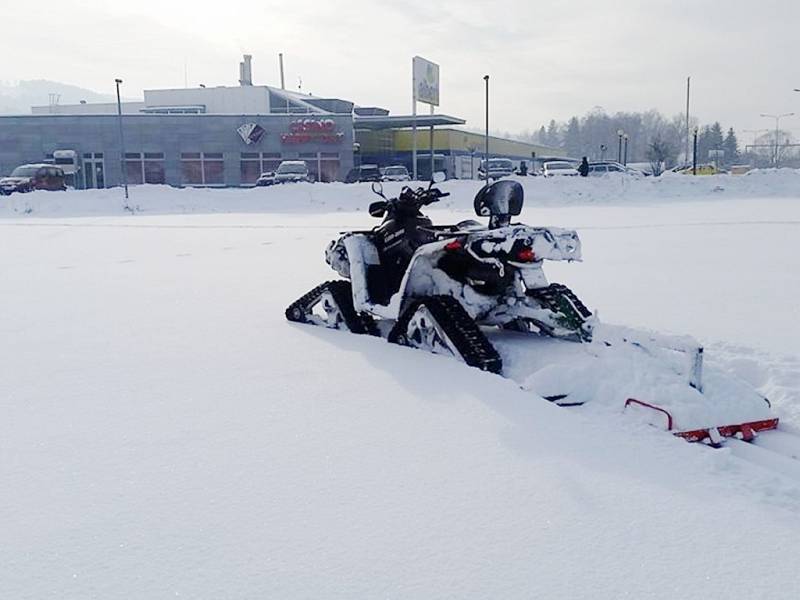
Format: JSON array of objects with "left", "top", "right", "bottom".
[{"left": 4, "top": 0, "right": 799, "bottom": 139}]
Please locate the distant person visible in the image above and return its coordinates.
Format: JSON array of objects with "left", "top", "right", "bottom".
[{"left": 578, "top": 157, "right": 589, "bottom": 177}]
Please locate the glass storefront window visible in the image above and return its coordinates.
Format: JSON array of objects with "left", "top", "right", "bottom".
[
  {"left": 240, "top": 152, "right": 283, "bottom": 185},
  {"left": 125, "top": 152, "right": 165, "bottom": 185},
  {"left": 181, "top": 156, "right": 203, "bottom": 185},
  {"left": 144, "top": 161, "right": 165, "bottom": 184},
  {"left": 126, "top": 161, "right": 144, "bottom": 184},
  {"left": 240, "top": 159, "right": 261, "bottom": 184},
  {"left": 319, "top": 158, "right": 340, "bottom": 183},
  {"left": 182, "top": 152, "right": 224, "bottom": 186},
  {"left": 204, "top": 158, "right": 224, "bottom": 185}
]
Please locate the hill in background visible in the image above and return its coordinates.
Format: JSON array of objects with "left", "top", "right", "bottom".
[{"left": 0, "top": 80, "right": 119, "bottom": 114}]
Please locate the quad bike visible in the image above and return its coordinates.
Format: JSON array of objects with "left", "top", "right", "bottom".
[
  {"left": 286, "top": 179, "right": 593, "bottom": 375},
  {"left": 286, "top": 180, "right": 799, "bottom": 462}
]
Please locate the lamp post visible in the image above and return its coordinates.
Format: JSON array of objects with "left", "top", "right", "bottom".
[
  {"left": 759, "top": 112, "right": 794, "bottom": 168},
  {"left": 623, "top": 133, "right": 630, "bottom": 166},
  {"left": 692, "top": 126, "right": 699, "bottom": 175},
  {"left": 115, "top": 78, "right": 129, "bottom": 203},
  {"left": 483, "top": 75, "right": 490, "bottom": 187},
  {"left": 616, "top": 129, "right": 624, "bottom": 163}
]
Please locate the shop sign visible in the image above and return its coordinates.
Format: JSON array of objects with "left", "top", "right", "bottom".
[
  {"left": 237, "top": 122, "right": 266, "bottom": 144},
  {"left": 413, "top": 56, "right": 440, "bottom": 106},
  {"left": 281, "top": 118, "right": 343, "bottom": 144}
]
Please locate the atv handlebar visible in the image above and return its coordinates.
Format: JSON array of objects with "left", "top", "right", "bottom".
[
  {"left": 398, "top": 185, "right": 449, "bottom": 207},
  {"left": 369, "top": 183, "right": 449, "bottom": 219}
]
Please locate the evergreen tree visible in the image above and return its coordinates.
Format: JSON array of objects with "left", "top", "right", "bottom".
[
  {"left": 546, "top": 119, "right": 561, "bottom": 148},
  {"left": 536, "top": 126, "right": 547, "bottom": 145},
  {"left": 723, "top": 127, "right": 739, "bottom": 165},
  {"left": 564, "top": 117, "right": 582, "bottom": 158},
  {"left": 709, "top": 122, "right": 724, "bottom": 149}
]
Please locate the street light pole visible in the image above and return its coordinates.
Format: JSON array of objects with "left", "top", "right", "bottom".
[
  {"left": 623, "top": 134, "right": 629, "bottom": 166},
  {"left": 115, "top": 78, "right": 129, "bottom": 204},
  {"left": 617, "top": 129, "right": 624, "bottom": 163},
  {"left": 685, "top": 76, "right": 691, "bottom": 166},
  {"left": 692, "top": 126, "right": 699, "bottom": 175},
  {"left": 759, "top": 112, "right": 794, "bottom": 167},
  {"left": 484, "top": 75, "right": 490, "bottom": 187}
]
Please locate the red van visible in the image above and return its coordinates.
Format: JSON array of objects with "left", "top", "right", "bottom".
[{"left": 0, "top": 164, "right": 67, "bottom": 195}]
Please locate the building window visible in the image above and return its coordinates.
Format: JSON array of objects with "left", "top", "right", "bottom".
[
  {"left": 240, "top": 153, "right": 262, "bottom": 185},
  {"left": 293, "top": 152, "right": 340, "bottom": 183},
  {"left": 320, "top": 152, "right": 340, "bottom": 183},
  {"left": 125, "top": 152, "right": 165, "bottom": 185},
  {"left": 181, "top": 152, "right": 225, "bottom": 186},
  {"left": 299, "top": 152, "right": 318, "bottom": 182},
  {"left": 239, "top": 152, "right": 283, "bottom": 185}
]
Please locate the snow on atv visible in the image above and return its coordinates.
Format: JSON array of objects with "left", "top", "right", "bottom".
[{"left": 286, "top": 179, "right": 798, "bottom": 459}]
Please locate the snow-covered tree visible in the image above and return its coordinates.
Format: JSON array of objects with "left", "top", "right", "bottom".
[{"left": 647, "top": 137, "right": 672, "bottom": 176}]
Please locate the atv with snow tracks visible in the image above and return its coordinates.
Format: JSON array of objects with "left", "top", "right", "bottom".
[{"left": 286, "top": 179, "right": 798, "bottom": 464}]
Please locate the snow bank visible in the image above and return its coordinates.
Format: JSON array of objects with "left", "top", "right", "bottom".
[{"left": 1, "top": 168, "right": 799, "bottom": 218}]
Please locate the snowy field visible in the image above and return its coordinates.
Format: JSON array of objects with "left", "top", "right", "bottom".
[{"left": 2, "top": 174, "right": 800, "bottom": 598}]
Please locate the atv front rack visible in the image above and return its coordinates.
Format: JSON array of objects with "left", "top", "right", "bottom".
[{"left": 624, "top": 398, "right": 779, "bottom": 445}]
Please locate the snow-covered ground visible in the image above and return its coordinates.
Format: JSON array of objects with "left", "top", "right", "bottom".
[{"left": 2, "top": 175, "right": 799, "bottom": 598}]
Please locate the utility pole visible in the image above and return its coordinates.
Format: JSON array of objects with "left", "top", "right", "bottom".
[
  {"left": 412, "top": 60, "right": 418, "bottom": 180},
  {"left": 623, "top": 133, "right": 629, "bottom": 166},
  {"left": 484, "top": 75, "right": 490, "bottom": 187},
  {"left": 115, "top": 78, "right": 129, "bottom": 206},
  {"left": 685, "top": 76, "right": 691, "bottom": 165}
]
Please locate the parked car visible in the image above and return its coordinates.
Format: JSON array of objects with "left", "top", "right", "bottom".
[
  {"left": 381, "top": 165, "right": 411, "bottom": 182},
  {"left": 0, "top": 164, "right": 67, "bottom": 194},
  {"left": 542, "top": 161, "right": 579, "bottom": 177},
  {"left": 345, "top": 164, "right": 382, "bottom": 183},
  {"left": 255, "top": 171, "right": 276, "bottom": 187},
  {"left": 275, "top": 161, "right": 312, "bottom": 183},
  {"left": 478, "top": 158, "right": 515, "bottom": 180},
  {"left": 670, "top": 163, "right": 718, "bottom": 176},
  {"left": 587, "top": 161, "right": 644, "bottom": 177}
]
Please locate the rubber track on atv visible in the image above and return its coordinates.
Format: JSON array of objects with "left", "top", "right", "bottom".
[
  {"left": 389, "top": 295, "right": 503, "bottom": 374},
  {"left": 285, "top": 280, "right": 377, "bottom": 335},
  {"left": 528, "top": 283, "right": 592, "bottom": 328}
]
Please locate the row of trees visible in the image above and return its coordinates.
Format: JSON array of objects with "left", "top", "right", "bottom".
[{"left": 521, "top": 109, "right": 748, "bottom": 172}]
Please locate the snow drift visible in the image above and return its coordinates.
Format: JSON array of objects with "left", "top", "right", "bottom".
[{"left": 1, "top": 181, "right": 799, "bottom": 598}]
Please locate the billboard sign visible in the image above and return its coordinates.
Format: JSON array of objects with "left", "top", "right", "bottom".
[
  {"left": 413, "top": 56, "right": 440, "bottom": 106},
  {"left": 237, "top": 122, "right": 266, "bottom": 145}
]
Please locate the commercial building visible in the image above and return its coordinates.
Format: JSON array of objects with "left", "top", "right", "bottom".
[
  {"left": 356, "top": 126, "right": 561, "bottom": 180},
  {"left": 0, "top": 56, "right": 561, "bottom": 188}
]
